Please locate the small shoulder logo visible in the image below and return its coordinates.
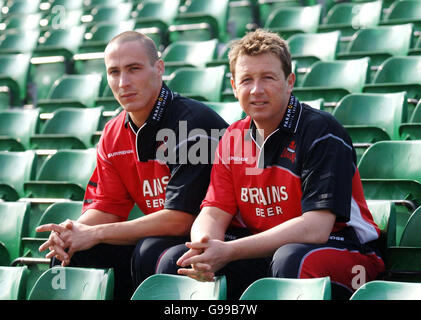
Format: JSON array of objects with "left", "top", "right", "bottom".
[{"left": 281, "top": 141, "right": 296, "bottom": 163}]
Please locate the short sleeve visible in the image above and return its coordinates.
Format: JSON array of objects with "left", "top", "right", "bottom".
[
  {"left": 300, "top": 125, "right": 355, "bottom": 222},
  {"left": 82, "top": 137, "right": 134, "bottom": 219}
]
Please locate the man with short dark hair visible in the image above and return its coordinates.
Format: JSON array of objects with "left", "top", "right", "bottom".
[{"left": 36, "top": 31, "right": 228, "bottom": 299}]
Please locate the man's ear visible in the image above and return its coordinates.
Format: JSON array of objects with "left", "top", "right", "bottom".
[
  {"left": 230, "top": 77, "right": 238, "bottom": 99},
  {"left": 156, "top": 59, "right": 165, "bottom": 76},
  {"left": 287, "top": 73, "right": 296, "bottom": 93}
]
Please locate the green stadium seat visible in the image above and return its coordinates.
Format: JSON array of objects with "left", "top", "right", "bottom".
[
  {"left": 1, "top": 0, "right": 41, "bottom": 17},
  {"left": 380, "top": 0, "right": 421, "bottom": 47},
  {"left": 79, "top": 20, "right": 135, "bottom": 53},
  {"left": 21, "top": 201, "right": 82, "bottom": 260},
  {"left": 226, "top": 0, "right": 259, "bottom": 39},
  {"left": 166, "top": 65, "right": 226, "bottom": 102},
  {"left": 399, "top": 100, "right": 421, "bottom": 140},
  {"left": 23, "top": 148, "right": 96, "bottom": 200},
  {"left": 239, "top": 277, "right": 331, "bottom": 300},
  {"left": 36, "top": 74, "right": 102, "bottom": 114},
  {"left": 38, "top": 8, "right": 83, "bottom": 32},
  {"left": 409, "top": 36, "right": 421, "bottom": 56},
  {"left": 358, "top": 140, "right": 421, "bottom": 211},
  {"left": 332, "top": 92, "right": 407, "bottom": 162},
  {"left": 287, "top": 31, "right": 340, "bottom": 86},
  {"left": 204, "top": 101, "right": 245, "bottom": 124},
  {"left": 385, "top": 205, "right": 421, "bottom": 282},
  {"left": 81, "top": 2, "right": 133, "bottom": 26},
  {"left": 0, "top": 201, "right": 30, "bottom": 265},
  {"left": 162, "top": 39, "right": 219, "bottom": 77},
  {"left": 302, "top": 98, "right": 324, "bottom": 110},
  {"left": 73, "top": 52, "right": 106, "bottom": 95},
  {"left": 337, "top": 24, "right": 413, "bottom": 81},
  {"left": 350, "top": 280, "right": 421, "bottom": 300},
  {"left": 30, "top": 107, "right": 103, "bottom": 150},
  {"left": 0, "top": 53, "right": 31, "bottom": 106},
  {"left": 258, "top": 0, "right": 316, "bottom": 23},
  {"left": 264, "top": 4, "right": 322, "bottom": 40},
  {"left": 292, "top": 57, "right": 370, "bottom": 112},
  {"left": 366, "top": 200, "right": 397, "bottom": 255},
  {"left": 0, "top": 108, "right": 40, "bottom": 151},
  {"left": 0, "top": 29, "right": 40, "bottom": 54},
  {"left": 33, "top": 25, "right": 86, "bottom": 59},
  {"left": 131, "top": 274, "right": 227, "bottom": 300},
  {"left": 28, "top": 266, "right": 114, "bottom": 300},
  {"left": 363, "top": 56, "right": 421, "bottom": 119},
  {"left": 318, "top": 0, "right": 383, "bottom": 39},
  {"left": 0, "top": 266, "right": 28, "bottom": 300},
  {"left": 0, "top": 12, "right": 42, "bottom": 32},
  {"left": 45, "top": 0, "right": 84, "bottom": 11},
  {"left": 82, "top": 0, "right": 126, "bottom": 13},
  {"left": 0, "top": 151, "right": 36, "bottom": 201},
  {"left": 168, "top": 0, "right": 230, "bottom": 43},
  {"left": 132, "top": 0, "right": 180, "bottom": 51}
]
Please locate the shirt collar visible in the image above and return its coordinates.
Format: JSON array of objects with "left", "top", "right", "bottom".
[
  {"left": 124, "top": 82, "right": 173, "bottom": 130},
  {"left": 246, "top": 94, "right": 302, "bottom": 143}
]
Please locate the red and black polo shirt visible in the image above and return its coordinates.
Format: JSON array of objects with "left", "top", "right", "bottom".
[
  {"left": 202, "top": 95, "right": 380, "bottom": 245},
  {"left": 83, "top": 83, "right": 228, "bottom": 220}
]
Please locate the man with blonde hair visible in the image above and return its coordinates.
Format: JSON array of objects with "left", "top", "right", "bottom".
[{"left": 155, "top": 29, "right": 385, "bottom": 300}]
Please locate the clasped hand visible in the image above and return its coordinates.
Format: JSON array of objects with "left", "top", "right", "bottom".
[
  {"left": 176, "top": 236, "right": 231, "bottom": 282},
  {"left": 36, "top": 220, "right": 95, "bottom": 266}
]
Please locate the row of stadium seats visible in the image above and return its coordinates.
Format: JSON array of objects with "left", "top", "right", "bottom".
[
  {"left": 0, "top": 0, "right": 420, "bottom": 108},
  {"left": 3, "top": 259, "right": 421, "bottom": 300}
]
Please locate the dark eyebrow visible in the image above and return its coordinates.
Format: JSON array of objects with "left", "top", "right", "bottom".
[{"left": 107, "top": 62, "right": 144, "bottom": 73}]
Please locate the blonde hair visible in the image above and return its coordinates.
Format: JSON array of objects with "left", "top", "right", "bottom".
[{"left": 228, "top": 29, "right": 292, "bottom": 79}]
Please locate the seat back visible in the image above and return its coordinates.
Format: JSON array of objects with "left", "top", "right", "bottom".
[
  {"left": 162, "top": 39, "right": 219, "bottom": 68},
  {"left": 398, "top": 206, "right": 421, "bottom": 247},
  {"left": 366, "top": 199, "right": 397, "bottom": 249},
  {"left": 383, "top": 0, "right": 421, "bottom": 21},
  {"left": 0, "top": 29, "right": 40, "bottom": 54},
  {"left": 37, "top": 107, "right": 103, "bottom": 148},
  {"left": 0, "top": 202, "right": 30, "bottom": 265},
  {"left": 344, "top": 24, "right": 413, "bottom": 66},
  {"left": 36, "top": 149, "right": 97, "bottom": 186},
  {"left": 333, "top": 92, "right": 407, "bottom": 141},
  {"left": 350, "top": 280, "right": 421, "bottom": 300},
  {"left": 28, "top": 267, "right": 114, "bottom": 300},
  {"left": 321, "top": 0, "right": 382, "bottom": 30},
  {"left": 372, "top": 56, "right": 421, "bottom": 84},
  {"left": 166, "top": 65, "right": 226, "bottom": 102},
  {"left": 0, "top": 108, "right": 39, "bottom": 150},
  {"left": 36, "top": 201, "right": 82, "bottom": 238},
  {"left": 204, "top": 101, "right": 245, "bottom": 124},
  {"left": 288, "top": 31, "right": 340, "bottom": 62},
  {"left": 35, "top": 25, "right": 86, "bottom": 58},
  {"left": 131, "top": 274, "right": 227, "bottom": 300},
  {"left": 0, "top": 53, "right": 31, "bottom": 106},
  {"left": 0, "top": 266, "right": 28, "bottom": 300},
  {"left": 264, "top": 5, "right": 322, "bottom": 38},
  {"left": 239, "top": 277, "right": 331, "bottom": 300},
  {"left": 0, "top": 151, "right": 36, "bottom": 200},
  {"left": 301, "top": 57, "right": 369, "bottom": 92},
  {"left": 46, "top": 74, "right": 102, "bottom": 108},
  {"left": 358, "top": 140, "right": 421, "bottom": 182}
]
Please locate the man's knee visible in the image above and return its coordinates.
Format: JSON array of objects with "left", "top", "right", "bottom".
[
  {"left": 270, "top": 243, "right": 318, "bottom": 278},
  {"left": 155, "top": 244, "right": 188, "bottom": 275}
]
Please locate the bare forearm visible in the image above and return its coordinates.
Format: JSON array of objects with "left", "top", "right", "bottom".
[
  {"left": 91, "top": 209, "right": 195, "bottom": 245},
  {"left": 190, "top": 207, "right": 231, "bottom": 242},
  {"left": 227, "top": 210, "right": 336, "bottom": 261}
]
